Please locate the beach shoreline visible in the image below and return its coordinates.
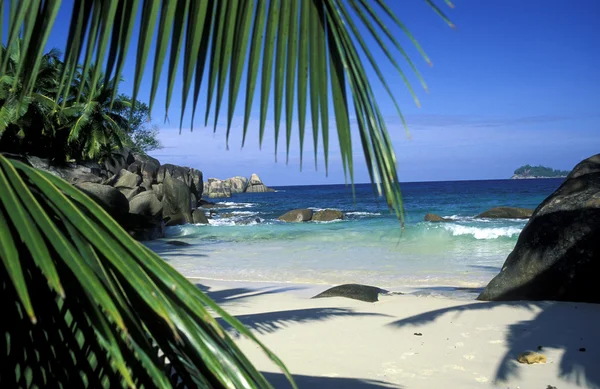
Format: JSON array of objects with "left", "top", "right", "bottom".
[{"left": 191, "top": 277, "right": 600, "bottom": 389}]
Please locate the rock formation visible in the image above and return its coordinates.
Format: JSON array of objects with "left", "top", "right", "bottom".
[
  {"left": 312, "top": 209, "right": 344, "bottom": 222},
  {"left": 424, "top": 213, "right": 450, "bottom": 222},
  {"left": 203, "top": 173, "right": 273, "bottom": 197},
  {"left": 312, "top": 284, "right": 389, "bottom": 303},
  {"left": 26, "top": 147, "right": 209, "bottom": 240},
  {"left": 476, "top": 207, "right": 533, "bottom": 219},
  {"left": 478, "top": 154, "right": 600, "bottom": 303},
  {"left": 277, "top": 209, "right": 314, "bottom": 222}
]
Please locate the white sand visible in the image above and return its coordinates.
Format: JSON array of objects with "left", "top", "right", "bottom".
[{"left": 190, "top": 278, "right": 600, "bottom": 389}]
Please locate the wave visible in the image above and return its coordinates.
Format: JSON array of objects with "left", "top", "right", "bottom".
[
  {"left": 215, "top": 202, "right": 256, "bottom": 208},
  {"left": 441, "top": 224, "right": 522, "bottom": 239},
  {"left": 208, "top": 218, "right": 263, "bottom": 227},
  {"left": 346, "top": 211, "right": 381, "bottom": 216}
]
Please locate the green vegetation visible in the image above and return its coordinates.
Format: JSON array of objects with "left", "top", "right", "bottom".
[
  {"left": 0, "top": 44, "right": 161, "bottom": 161},
  {"left": 514, "top": 165, "right": 570, "bottom": 177},
  {"left": 0, "top": 1, "right": 453, "bottom": 388}
]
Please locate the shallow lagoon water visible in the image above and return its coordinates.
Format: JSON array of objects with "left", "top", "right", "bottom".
[{"left": 146, "top": 179, "right": 564, "bottom": 297}]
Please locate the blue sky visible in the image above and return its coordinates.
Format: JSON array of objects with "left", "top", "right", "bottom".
[{"left": 45, "top": 0, "right": 600, "bottom": 185}]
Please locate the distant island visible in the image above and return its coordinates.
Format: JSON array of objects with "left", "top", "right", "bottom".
[{"left": 511, "top": 164, "right": 570, "bottom": 179}]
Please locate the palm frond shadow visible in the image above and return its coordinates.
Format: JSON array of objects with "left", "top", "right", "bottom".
[
  {"left": 196, "top": 284, "right": 307, "bottom": 305},
  {"left": 262, "top": 372, "right": 403, "bottom": 389},
  {"left": 219, "top": 307, "right": 391, "bottom": 338},
  {"left": 386, "top": 301, "right": 600, "bottom": 388}
]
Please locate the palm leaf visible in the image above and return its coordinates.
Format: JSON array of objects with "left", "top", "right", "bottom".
[{"left": 0, "top": 154, "right": 294, "bottom": 388}]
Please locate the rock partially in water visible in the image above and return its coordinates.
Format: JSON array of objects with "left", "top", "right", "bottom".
[
  {"left": 424, "top": 213, "right": 450, "bottom": 222},
  {"left": 245, "top": 173, "right": 274, "bottom": 193},
  {"left": 192, "top": 209, "right": 209, "bottom": 224},
  {"left": 166, "top": 240, "right": 191, "bottom": 246},
  {"left": 278, "top": 209, "right": 313, "bottom": 222},
  {"left": 478, "top": 154, "right": 600, "bottom": 303},
  {"left": 312, "top": 284, "right": 389, "bottom": 303},
  {"left": 312, "top": 209, "right": 344, "bottom": 222},
  {"left": 162, "top": 175, "right": 193, "bottom": 226},
  {"left": 476, "top": 206, "right": 533, "bottom": 219}
]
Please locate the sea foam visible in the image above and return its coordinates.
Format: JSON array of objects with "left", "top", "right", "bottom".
[{"left": 442, "top": 224, "right": 522, "bottom": 239}]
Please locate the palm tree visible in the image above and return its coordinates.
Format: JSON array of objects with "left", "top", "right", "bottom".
[{"left": 0, "top": 1, "right": 453, "bottom": 388}]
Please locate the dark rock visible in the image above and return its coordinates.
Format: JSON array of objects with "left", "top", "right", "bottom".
[
  {"left": 129, "top": 191, "right": 163, "bottom": 220},
  {"left": 27, "top": 156, "right": 104, "bottom": 184},
  {"left": 312, "top": 284, "right": 389, "bottom": 303},
  {"left": 424, "top": 213, "right": 450, "bottom": 222},
  {"left": 312, "top": 209, "right": 344, "bottom": 222},
  {"left": 166, "top": 240, "right": 191, "bottom": 246},
  {"left": 104, "top": 148, "right": 135, "bottom": 175},
  {"left": 478, "top": 154, "right": 600, "bottom": 303},
  {"left": 75, "top": 183, "right": 129, "bottom": 217},
  {"left": 278, "top": 209, "right": 313, "bottom": 222},
  {"left": 199, "top": 199, "right": 216, "bottom": 207},
  {"left": 189, "top": 168, "right": 203, "bottom": 199},
  {"left": 151, "top": 183, "right": 164, "bottom": 201},
  {"left": 162, "top": 174, "right": 192, "bottom": 226},
  {"left": 111, "top": 169, "right": 142, "bottom": 189},
  {"left": 118, "top": 186, "right": 143, "bottom": 201},
  {"left": 123, "top": 213, "right": 165, "bottom": 241},
  {"left": 192, "top": 209, "right": 209, "bottom": 224},
  {"left": 476, "top": 207, "right": 534, "bottom": 219}
]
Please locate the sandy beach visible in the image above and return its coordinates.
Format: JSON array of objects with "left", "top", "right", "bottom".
[{"left": 190, "top": 278, "right": 600, "bottom": 389}]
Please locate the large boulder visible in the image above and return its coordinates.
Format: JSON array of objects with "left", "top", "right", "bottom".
[
  {"left": 104, "top": 148, "right": 135, "bottom": 175},
  {"left": 192, "top": 209, "right": 209, "bottom": 224},
  {"left": 27, "top": 156, "right": 104, "bottom": 184},
  {"left": 312, "top": 209, "right": 344, "bottom": 222},
  {"left": 204, "top": 178, "right": 232, "bottom": 198},
  {"left": 189, "top": 168, "right": 203, "bottom": 200},
  {"left": 111, "top": 169, "right": 142, "bottom": 189},
  {"left": 424, "top": 213, "right": 450, "bottom": 222},
  {"left": 129, "top": 191, "right": 163, "bottom": 220},
  {"left": 278, "top": 209, "right": 313, "bottom": 222},
  {"left": 245, "top": 173, "right": 274, "bottom": 193},
  {"left": 476, "top": 207, "right": 534, "bottom": 219},
  {"left": 157, "top": 163, "right": 203, "bottom": 200},
  {"left": 75, "top": 183, "right": 129, "bottom": 218},
  {"left": 161, "top": 174, "right": 193, "bottom": 226},
  {"left": 312, "top": 284, "right": 389, "bottom": 303},
  {"left": 224, "top": 176, "right": 249, "bottom": 194},
  {"left": 478, "top": 154, "right": 600, "bottom": 303},
  {"left": 118, "top": 186, "right": 143, "bottom": 201},
  {"left": 151, "top": 183, "right": 164, "bottom": 201}
]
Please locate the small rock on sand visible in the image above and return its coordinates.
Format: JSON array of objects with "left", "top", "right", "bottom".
[{"left": 517, "top": 351, "right": 547, "bottom": 364}]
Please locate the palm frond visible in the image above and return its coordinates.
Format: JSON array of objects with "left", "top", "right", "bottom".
[
  {"left": 2, "top": 0, "right": 453, "bottom": 221},
  {"left": 0, "top": 153, "right": 294, "bottom": 388}
]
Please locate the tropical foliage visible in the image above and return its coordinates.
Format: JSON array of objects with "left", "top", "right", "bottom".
[
  {"left": 0, "top": 1, "right": 453, "bottom": 388},
  {"left": 0, "top": 43, "right": 160, "bottom": 161}
]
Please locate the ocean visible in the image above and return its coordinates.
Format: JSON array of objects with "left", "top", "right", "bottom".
[{"left": 146, "top": 179, "right": 564, "bottom": 298}]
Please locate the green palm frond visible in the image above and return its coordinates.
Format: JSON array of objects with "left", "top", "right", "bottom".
[
  {"left": 2, "top": 0, "right": 452, "bottom": 221},
  {"left": 0, "top": 153, "right": 294, "bottom": 388}
]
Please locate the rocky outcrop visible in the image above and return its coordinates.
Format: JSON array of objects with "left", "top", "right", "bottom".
[
  {"left": 27, "top": 156, "right": 104, "bottom": 184},
  {"left": 476, "top": 207, "right": 534, "bottom": 219},
  {"left": 129, "top": 191, "right": 163, "bottom": 220},
  {"left": 162, "top": 175, "right": 193, "bottom": 226},
  {"left": 192, "top": 209, "right": 209, "bottom": 224},
  {"left": 478, "top": 154, "right": 600, "bottom": 303},
  {"left": 224, "top": 176, "right": 249, "bottom": 194},
  {"left": 245, "top": 173, "right": 274, "bottom": 193},
  {"left": 278, "top": 209, "right": 314, "bottom": 222},
  {"left": 312, "top": 209, "right": 344, "bottom": 222},
  {"left": 23, "top": 149, "right": 210, "bottom": 239},
  {"left": 424, "top": 213, "right": 450, "bottom": 222},
  {"left": 75, "top": 182, "right": 129, "bottom": 218},
  {"left": 278, "top": 208, "right": 346, "bottom": 222},
  {"left": 312, "top": 284, "right": 389, "bottom": 303},
  {"left": 204, "top": 178, "right": 232, "bottom": 198}
]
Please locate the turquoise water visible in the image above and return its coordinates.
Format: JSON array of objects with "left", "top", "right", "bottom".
[{"left": 146, "top": 179, "right": 563, "bottom": 294}]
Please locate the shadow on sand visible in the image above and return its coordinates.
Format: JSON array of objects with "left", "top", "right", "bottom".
[
  {"left": 386, "top": 300, "right": 600, "bottom": 388},
  {"left": 263, "top": 372, "right": 402, "bottom": 389},
  {"left": 218, "top": 307, "right": 390, "bottom": 337},
  {"left": 195, "top": 283, "right": 305, "bottom": 305}
]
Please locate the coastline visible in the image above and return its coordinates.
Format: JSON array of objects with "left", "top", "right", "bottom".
[{"left": 192, "top": 278, "right": 600, "bottom": 389}]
